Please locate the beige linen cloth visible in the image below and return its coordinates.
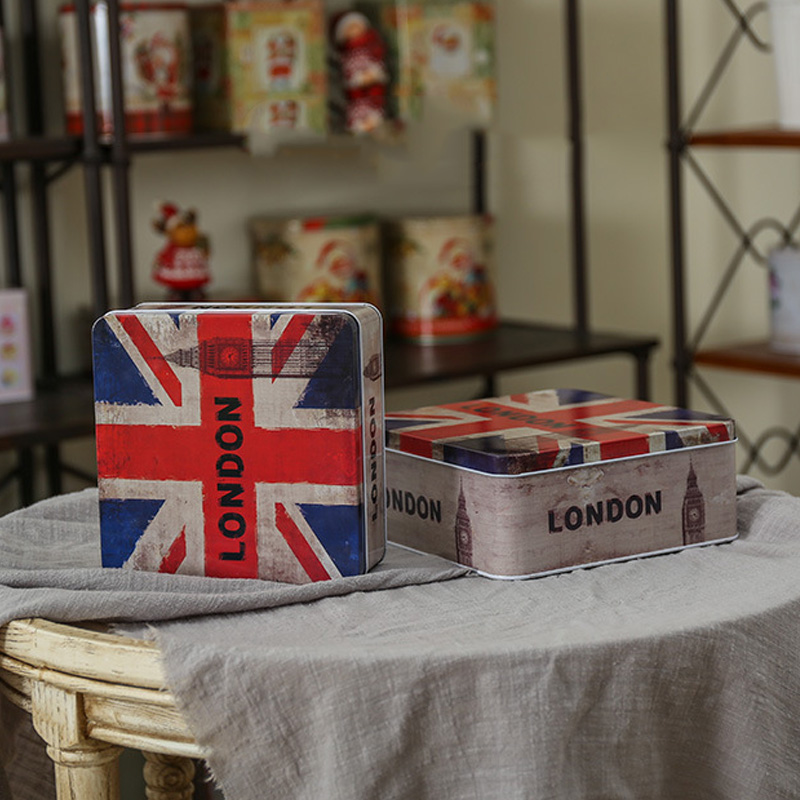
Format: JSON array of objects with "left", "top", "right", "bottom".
[{"left": 2, "top": 476, "right": 800, "bottom": 799}]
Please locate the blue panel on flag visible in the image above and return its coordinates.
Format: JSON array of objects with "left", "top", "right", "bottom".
[
  {"left": 100, "top": 498, "right": 164, "bottom": 568},
  {"left": 297, "top": 322, "right": 358, "bottom": 410},
  {"left": 299, "top": 504, "right": 364, "bottom": 575},
  {"left": 92, "top": 319, "right": 160, "bottom": 407}
]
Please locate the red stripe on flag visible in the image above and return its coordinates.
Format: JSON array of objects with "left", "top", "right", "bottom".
[
  {"left": 158, "top": 528, "right": 187, "bottom": 574},
  {"left": 272, "top": 315, "right": 313, "bottom": 380},
  {"left": 118, "top": 315, "right": 183, "bottom": 406},
  {"left": 199, "top": 313, "right": 259, "bottom": 579},
  {"left": 275, "top": 503, "right": 332, "bottom": 582}
]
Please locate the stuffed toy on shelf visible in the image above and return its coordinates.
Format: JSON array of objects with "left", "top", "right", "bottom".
[{"left": 151, "top": 201, "right": 211, "bottom": 301}]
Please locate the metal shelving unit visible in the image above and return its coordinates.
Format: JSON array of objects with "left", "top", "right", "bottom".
[
  {"left": 0, "top": 0, "right": 657, "bottom": 507},
  {"left": 666, "top": 0, "right": 800, "bottom": 475}
]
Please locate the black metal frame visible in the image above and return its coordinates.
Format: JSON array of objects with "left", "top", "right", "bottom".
[
  {"left": 0, "top": 0, "right": 104, "bottom": 504},
  {"left": 666, "top": 0, "right": 800, "bottom": 475}
]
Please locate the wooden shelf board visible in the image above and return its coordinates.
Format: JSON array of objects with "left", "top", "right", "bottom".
[
  {"left": 121, "top": 131, "right": 247, "bottom": 154},
  {"left": 688, "top": 126, "right": 800, "bottom": 148},
  {"left": 0, "top": 136, "right": 81, "bottom": 162},
  {"left": 694, "top": 341, "right": 800, "bottom": 378},
  {"left": 0, "top": 323, "right": 659, "bottom": 449},
  {"left": 384, "top": 321, "right": 659, "bottom": 389},
  {"left": 0, "top": 133, "right": 248, "bottom": 163},
  {"left": 0, "top": 379, "right": 95, "bottom": 450}
]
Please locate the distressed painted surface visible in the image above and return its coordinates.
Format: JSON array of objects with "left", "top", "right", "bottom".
[{"left": 94, "top": 304, "right": 385, "bottom": 584}]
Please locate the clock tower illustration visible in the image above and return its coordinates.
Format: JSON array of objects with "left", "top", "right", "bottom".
[
  {"left": 454, "top": 481, "right": 474, "bottom": 566},
  {"left": 682, "top": 461, "right": 706, "bottom": 545}
]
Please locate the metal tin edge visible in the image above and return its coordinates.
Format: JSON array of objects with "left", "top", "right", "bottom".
[{"left": 389, "top": 531, "right": 741, "bottom": 581}]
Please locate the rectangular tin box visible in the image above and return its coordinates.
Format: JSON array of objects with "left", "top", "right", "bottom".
[
  {"left": 386, "top": 389, "right": 737, "bottom": 579},
  {"left": 93, "top": 303, "right": 385, "bottom": 584},
  {"left": 189, "top": 1, "right": 327, "bottom": 135}
]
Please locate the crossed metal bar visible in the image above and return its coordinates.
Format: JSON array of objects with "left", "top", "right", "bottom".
[{"left": 670, "top": 0, "right": 800, "bottom": 476}]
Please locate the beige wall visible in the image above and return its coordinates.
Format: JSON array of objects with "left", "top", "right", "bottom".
[{"left": 2, "top": 0, "right": 799, "bottom": 513}]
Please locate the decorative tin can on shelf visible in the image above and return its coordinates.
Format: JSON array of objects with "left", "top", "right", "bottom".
[
  {"left": 189, "top": 0, "right": 327, "bottom": 136},
  {"left": 386, "top": 389, "right": 737, "bottom": 579},
  {"left": 356, "top": 0, "right": 496, "bottom": 124},
  {"left": 93, "top": 302, "right": 386, "bottom": 584},
  {"left": 768, "top": 244, "right": 800, "bottom": 353},
  {"left": 0, "top": 289, "right": 33, "bottom": 404},
  {"left": 252, "top": 215, "right": 383, "bottom": 307},
  {"left": 59, "top": 2, "right": 193, "bottom": 137},
  {"left": 384, "top": 213, "right": 496, "bottom": 342},
  {"left": 415, "top": 1, "right": 496, "bottom": 123}
]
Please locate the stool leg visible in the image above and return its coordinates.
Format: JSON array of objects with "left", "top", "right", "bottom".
[
  {"left": 31, "top": 682, "right": 122, "bottom": 800},
  {"left": 46, "top": 743, "right": 122, "bottom": 800},
  {"left": 143, "top": 752, "right": 196, "bottom": 800}
]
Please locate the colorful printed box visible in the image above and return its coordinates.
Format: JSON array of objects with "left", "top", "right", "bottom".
[
  {"left": 383, "top": 214, "right": 496, "bottom": 341},
  {"left": 357, "top": 0, "right": 495, "bottom": 124},
  {"left": 93, "top": 303, "right": 385, "bottom": 584},
  {"left": 386, "top": 389, "right": 737, "bottom": 579},
  {"left": 190, "top": 1, "right": 327, "bottom": 135},
  {"left": 0, "top": 289, "right": 33, "bottom": 404},
  {"left": 251, "top": 215, "right": 383, "bottom": 309},
  {"left": 60, "top": 2, "right": 193, "bottom": 137}
]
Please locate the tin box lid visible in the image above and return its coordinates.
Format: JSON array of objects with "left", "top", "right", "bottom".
[{"left": 385, "top": 389, "right": 736, "bottom": 475}]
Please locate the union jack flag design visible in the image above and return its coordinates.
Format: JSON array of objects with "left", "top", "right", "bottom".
[
  {"left": 386, "top": 388, "right": 735, "bottom": 475},
  {"left": 93, "top": 304, "right": 385, "bottom": 584}
]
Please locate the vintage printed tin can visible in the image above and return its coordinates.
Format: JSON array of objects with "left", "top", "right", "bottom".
[
  {"left": 384, "top": 214, "right": 496, "bottom": 342},
  {"left": 60, "top": 2, "right": 193, "bottom": 137},
  {"left": 0, "top": 289, "right": 33, "bottom": 404},
  {"left": 768, "top": 244, "right": 800, "bottom": 353},
  {"left": 92, "top": 302, "right": 386, "bottom": 584},
  {"left": 190, "top": 1, "right": 327, "bottom": 135},
  {"left": 356, "top": 0, "right": 495, "bottom": 124},
  {"left": 386, "top": 389, "right": 737, "bottom": 579},
  {"left": 414, "top": 1, "right": 496, "bottom": 123},
  {"left": 252, "top": 215, "right": 383, "bottom": 308}
]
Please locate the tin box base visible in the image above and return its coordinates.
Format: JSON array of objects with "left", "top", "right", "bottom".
[{"left": 386, "top": 442, "right": 737, "bottom": 579}]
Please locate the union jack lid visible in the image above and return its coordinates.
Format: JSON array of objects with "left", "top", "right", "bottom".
[{"left": 385, "top": 388, "right": 735, "bottom": 475}]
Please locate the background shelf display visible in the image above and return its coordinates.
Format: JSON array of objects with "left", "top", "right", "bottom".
[
  {"left": 0, "top": 0, "right": 657, "bottom": 507},
  {"left": 666, "top": 0, "right": 800, "bottom": 476}
]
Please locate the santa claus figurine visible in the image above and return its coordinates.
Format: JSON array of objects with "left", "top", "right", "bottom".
[
  {"left": 332, "top": 11, "right": 389, "bottom": 134},
  {"left": 152, "top": 201, "right": 211, "bottom": 301}
]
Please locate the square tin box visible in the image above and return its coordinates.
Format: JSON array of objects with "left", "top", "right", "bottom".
[
  {"left": 93, "top": 303, "right": 385, "bottom": 584},
  {"left": 385, "top": 389, "right": 737, "bottom": 579},
  {"left": 189, "top": 1, "right": 327, "bottom": 135}
]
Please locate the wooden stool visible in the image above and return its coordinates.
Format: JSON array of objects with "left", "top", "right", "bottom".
[{"left": 0, "top": 618, "right": 207, "bottom": 800}]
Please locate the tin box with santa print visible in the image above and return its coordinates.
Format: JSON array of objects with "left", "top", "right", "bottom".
[
  {"left": 59, "top": 2, "right": 193, "bottom": 137},
  {"left": 92, "top": 303, "right": 385, "bottom": 585},
  {"left": 385, "top": 389, "right": 737, "bottom": 579},
  {"left": 189, "top": 0, "right": 327, "bottom": 135}
]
